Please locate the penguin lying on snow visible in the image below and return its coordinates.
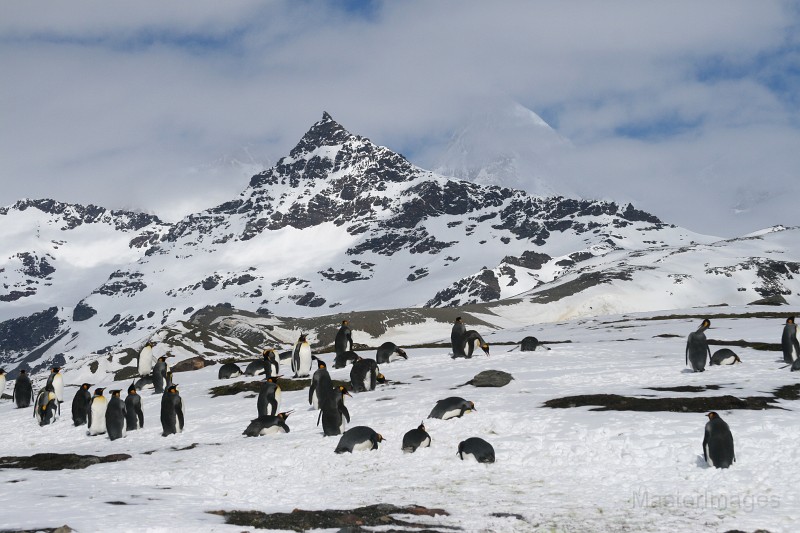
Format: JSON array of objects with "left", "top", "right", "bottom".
[
  {"left": 458, "top": 437, "right": 495, "bottom": 463},
  {"left": 334, "top": 426, "right": 384, "bottom": 453},
  {"left": 703, "top": 412, "right": 735, "bottom": 468},
  {"left": 402, "top": 422, "right": 431, "bottom": 453},
  {"left": 710, "top": 348, "right": 741, "bottom": 365},
  {"left": 218, "top": 362, "right": 242, "bottom": 380},
  {"left": 243, "top": 411, "right": 292, "bottom": 437},
  {"left": 334, "top": 350, "right": 359, "bottom": 369},
  {"left": 71, "top": 383, "right": 92, "bottom": 426},
  {"left": 376, "top": 342, "right": 408, "bottom": 364},
  {"left": 350, "top": 357, "right": 383, "bottom": 392},
  {"left": 428, "top": 397, "right": 475, "bottom": 420},
  {"left": 685, "top": 319, "right": 711, "bottom": 372},
  {"left": 245, "top": 349, "right": 279, "bottom": 377}
]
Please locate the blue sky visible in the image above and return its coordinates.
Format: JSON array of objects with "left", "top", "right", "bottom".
[{"left": 1, "top": 0, "right": 798, "bottom": 235}]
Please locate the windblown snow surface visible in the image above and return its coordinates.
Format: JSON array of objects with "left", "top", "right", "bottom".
[{"left": 0, "top": 306, "right": 798, "bottom": 532}]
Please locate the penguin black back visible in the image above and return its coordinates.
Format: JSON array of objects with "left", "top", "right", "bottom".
[
  {"left": 458, "top": 437, "right": 495, "bottom": 463},
  {"left": 71, "top": 383, "right": 93, "bottom": 426},
  {"left": 125, "top": 384, "right": 144, "bottom": 431},
  {"left": 703, "top": 412, "right": 735, "bottom": 468},
  {"left": 451, "top": 317, "right": 466, "bottom": 357},
  {"left": 782, "top": 316, "right": 799, "bottom": 364},
  {"left": 402, "top": 422, "right": 431, "bottom": 453},
  {"left": 686, "top": 319, "right": 711, "bottom": 372},
  {"left": 160, "top": 385, "right": 184, "bottom": 437}
]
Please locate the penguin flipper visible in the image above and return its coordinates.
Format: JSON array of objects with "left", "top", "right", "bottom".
[
  {"left": 341, "top": 405, "right": 350, "bottom": 423},
  {"left": 317, "top": 410, "right": 323, "bottom": 427},
  {"left": 137, "top": 408, "right": 145, "bottom": 428},
  {"left": 177, "top": 400, "right": 185, "bottom": 431},
  {"left": 269, "top": 398, "right": 277, "bottom": 416},
  {"left": 308, "top": 383, "right": 316, "bottom": 405}
]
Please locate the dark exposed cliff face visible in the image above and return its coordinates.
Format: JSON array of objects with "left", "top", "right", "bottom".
[{"left": 0, "top": 199, "right": 164, "bottom": 232}]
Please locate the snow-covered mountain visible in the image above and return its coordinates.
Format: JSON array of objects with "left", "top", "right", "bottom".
[{"left": 1, "top": 112, "right": 799, "bottom": 378}]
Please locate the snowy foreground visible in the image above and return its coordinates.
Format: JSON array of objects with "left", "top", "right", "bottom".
[{"left": 1, "top": 307, "right": 798, "bottom": 532}]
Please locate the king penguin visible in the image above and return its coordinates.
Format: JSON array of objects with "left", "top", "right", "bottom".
[
  {"left": 137, "top": 342, "right": 155, "bottom": 377},
  {"left": 350, "top": 357, "right": 380, "bottom": 393},
  {"left": 686, "top": 319, "right": 711, "bottom": 372},
  {"left": 335, "top": 320, "right": 353, "bottom": 360},
  {"left": 334, "top": 350, "right": 359, "bottom": 369},
  {"left": 160, "top": 384, "right": 184, "bottom": 437},
  {"left": 243, "top": 411, "right": 292, "bottom": 437},
  {"left": 402, "top": 422, "right": 431, "bottom": 453},
  {"left": 291, "top": 333, "right": 313, "bottom": 378},
  {"left": 703, "top": 412, "right": 735, "bottom": 468},
  {"left": 87, "top": 388, "right": 108, "bottom": 436},
  {"left": 12, "top": 370, "right": 34, "bottom": 409},
  {"left": 428, "top": 397, "right": 476, "bottom": 420},
  {"left": 710, "top": 348, "right": 742, "bottom": 366},
  {"left": 218, "top": 362, "right": 243, "bottom": 380},
  {"left": 375, "top": 342, "right": 408, "bottom": 364},
  {"left": 71, "top": 383, "right": 92, "bottom": 426},
  {"left": 105, "top": 390, "right": 127, "bottom": 441},
  {"left": 781, "top": 317, "right": 799, "bottom": 364},
  {"left": 45, "top": 367, "right": 64, "bottom": 403},
  {"left": 34, "top": 388, "right": 59, "bottom": 426},
  {"left": 125, "top": 383, "right": 144, "bottom": 431},
  {"left": 0, "top": 369, "right": 6, "bottom": 398},
  {"left": 152, "top": 356, "right": 169, "bottom": 394},
  {"left": 245, "top": 349, "right": 279, "bottom": 377},
  {"left": 461, "top": 330, "right": 490, "bottom": 358},
  {"left": 334, "top": 426, "right": 384, "bottom": 453},
  {"left": 458, "top": 437, "right": 495, "bottom": 463},
  {"left": 308, "top": 357, "right": 332, "bottom": 409},
  {"left": 257, "top": 376, "right": 282, "bottom": 417},
  {"left": 319, "top": 385, "right": 351, "bottom": 436},
  {"left": 451, "top": 317, "right": 467, "bottom": 357}
]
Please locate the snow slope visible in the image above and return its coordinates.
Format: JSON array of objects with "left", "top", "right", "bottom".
[{"left": 1, "top": 306, "right": 798, "bottom": 532}]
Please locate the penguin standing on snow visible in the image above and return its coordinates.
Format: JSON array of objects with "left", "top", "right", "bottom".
[
  {"left": 461, "top": 330, "right": 490, "bottom": 358},
  {"left": 291, "top": 333, "right": 313, "bottom": 378},
  {"left": 152, "top": 356, "right": 169, "bottom": 394},
  {"left": 309, "top": 358, "right": 332, "bottom": 409},
  {"left": 334, "top": 426, "right": 384, "bottom": 453},
  {"left": 137, "top": 342, "right": 155, "bottom": 377},
  {"left": 376, "top": 342, "right": 408, "bottom": 364},
  {"left": 350, "top": 357, "right": 382, "bottom": 393},
  {"left": 161, "top": 385, "right": 184, "bottom": 436},
  {"left": 0, "top": 369, "right": 6, "bottom": 397},
  {"left": 218, "top": 362, "right": 243, "bottom": 380},
  {"left": 335, "top": 320, "right": 353, "bottom": 359},
  {"left": 105, "top": 390, "right": 127, "bottom": 441},
  {"left": 34, "top": 389, "right": 59, "bottom": 426},
  {"left": 402, "top": 422, "right": 431, "bottom": 453},
  {"left": 245, "top": 349, "right": 279, "bottom": 377},
  {"left": 686, "top": 319, "right": 711, "bottom": 372},
  {"left": 13, "top": 370, "right": 34, "bottom": 409},
  {"left": 334, "top": 350, "right": 359, "bottom": 369},
  {"left": 451, "top": 317, "right": 466, "bottom": 357},
  {"left": 781, "top": 317, "right": 799, "bottom": 364},
  {"left": 46, "top": 367, "right": 64, "bottom": 403},
  {"left": 319, "top": 385, "right": 351, "bottom": 436},
  {"left": 125, "top": 383, "right": 144, "bottom": 431},
  {"left": 458, "top": 437, "right": 495, "bottom": 463},
  {"left": 243, "top": 411, "right": 292, "bottom": 437},
  {"left": 710, "top": 349, "right": 742, "bottom": 366},
  {"left": 71, "top": 383, "right": 92, "bottom": 426},
  {"left": 703, "top": 412, "right": 735, "bottom": 468},
  {"left": 87, "top": 388, "right": 108, "bottom": 436},
  {"left": 428, "top": 397, "right": 476, "bottom": 420},
  {"left": 257, "top": 376, "right": 281, "bottom": 417}
]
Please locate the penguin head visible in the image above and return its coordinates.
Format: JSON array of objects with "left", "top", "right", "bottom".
[
  {"left": 397, "top": 348, "right": 408, "bottom": 359},
  {"left": 417, "top": 421, "right": 426, "bottom": 432},
  {"left": 338, "top": 385, "right": 352, "bottom": 397},
  {"left": 298, "top": 333, "right": 307, "bottom": 342},
  {"left": 733, "top": 354, "right": 742, "bottom": 364},
  {"left": 262, "top": 349, "right": 274, "bottom": 358},
  {"left": 706, "top": 412, "right": 720, "bottom": 420},
  {"left": 455, "top": 316, "right": 462, "bottom": 323},
  {"left": 82, "top": 383, "right": 92, "bottom": 390},
  {"left": 342, "top": 320, "right": 349, "bottom": 326},
  {"left": 375, "top": 433, "right": 385, "bottom": 443},
  {"left": 277, "top": 411, "right": 293, "bottom": 420},
  {"left": 110, "top": 390, "right": 121, "bottom": 397},
  {"left": 51, "top": 366, "right": 60, "bottom": 373},
  {"left": 376, "top": 373, "right": 386, "bottom": 384},
  {"left": 158, "top": 356, "right": 167, "bottom": 362},
  {"left": 266, "top": 375, "right": 281, "bottom": 383},
  {"left": 317, "top": 359, "right": 326, "bottom": 369},
  {"left": 481, "top": 343, "right": 490, "bottom": 356},
  {"left": 127, "top": 384, "right": 137, "bottom": 394},
  {"left": 19, "top": 369, "right": 27, "bottom": 376},
  {"left": 699, "top": 319, "right": 711, "bottom": 330},
  {"left": 94, "top": 388, "right": 105, "bottom": 396},
  {"left": 167, "top": 385, "right": 179, "bottom": 394},
  {"left": 467, "top": 401, "right": 477, "bottom": 412},
  {"left": 0, "top": 369, "right": 5, "bottom": 376},
  {"left": 788, "top": 316, "right": 796, "bottom": 324}
]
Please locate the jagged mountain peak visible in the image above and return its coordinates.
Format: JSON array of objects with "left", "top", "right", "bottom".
[{"left": 288, "top": 111, "right": 357, "bottom": 159}]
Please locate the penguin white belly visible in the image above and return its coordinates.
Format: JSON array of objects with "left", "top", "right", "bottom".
[
  {"left": 259, "top": 425, "right": 286, "bottom": 435},
  {"left": 52, "top": 374, "right": 64, "bottom": 402},
  {"left": 352, "top": 439, "right": 373, "bottom": 452},
  {"left": 388, "top": 353, "right": 404, "bottom": 362},
  {"left": 138, "top": 346, "right": 154, "bottom": 375},
  {"left": 420, "top": 436, "right": 431, "bottom": 448},
  {"left": 441, "top": 409, "right": 463, "bottom": 420},
  {"left": 298, "top": 346, "right": 312, "bottom": 376},
  {"left": 704, "top": 444, "right": 714, "bottom": 467},
  {"left": 361, "top": 376, "right": 370, "bottom": 392},
  {"left": 0, "top": 376, "right": 5, "bottom": 394},
  {"left": 339, "top": 419, "right": 347, "bottom": 433},
  {"left": 720, "top": 356, "right": 736, "bottom": 365},
  {"left": 274, "top": 388, "right": 281, "bottom": 413},
  {"left": 311, "top": 391, "right": 319, "bottom": 410},
  {"left": 461, "top": 451, "right": 477, "bottom": 462},
  {"left": 89, "top": 399, "right": 108, "bottom": 435}
]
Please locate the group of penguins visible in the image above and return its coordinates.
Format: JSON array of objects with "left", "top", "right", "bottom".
[
  {"left": 686, "top": 316, "right": 800, "bottom": 469},
  {"left": 5, "top": 314, "right": 798, "bottom": 467},
  {"left": 0, "top": 317, "right": 495, "bottom": 462},
  {"left": 219, "top": 318, "right": 494, "bottom": 460},
  {"left": 3, "top": 343, "right": 185, "bottom": 439}
]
